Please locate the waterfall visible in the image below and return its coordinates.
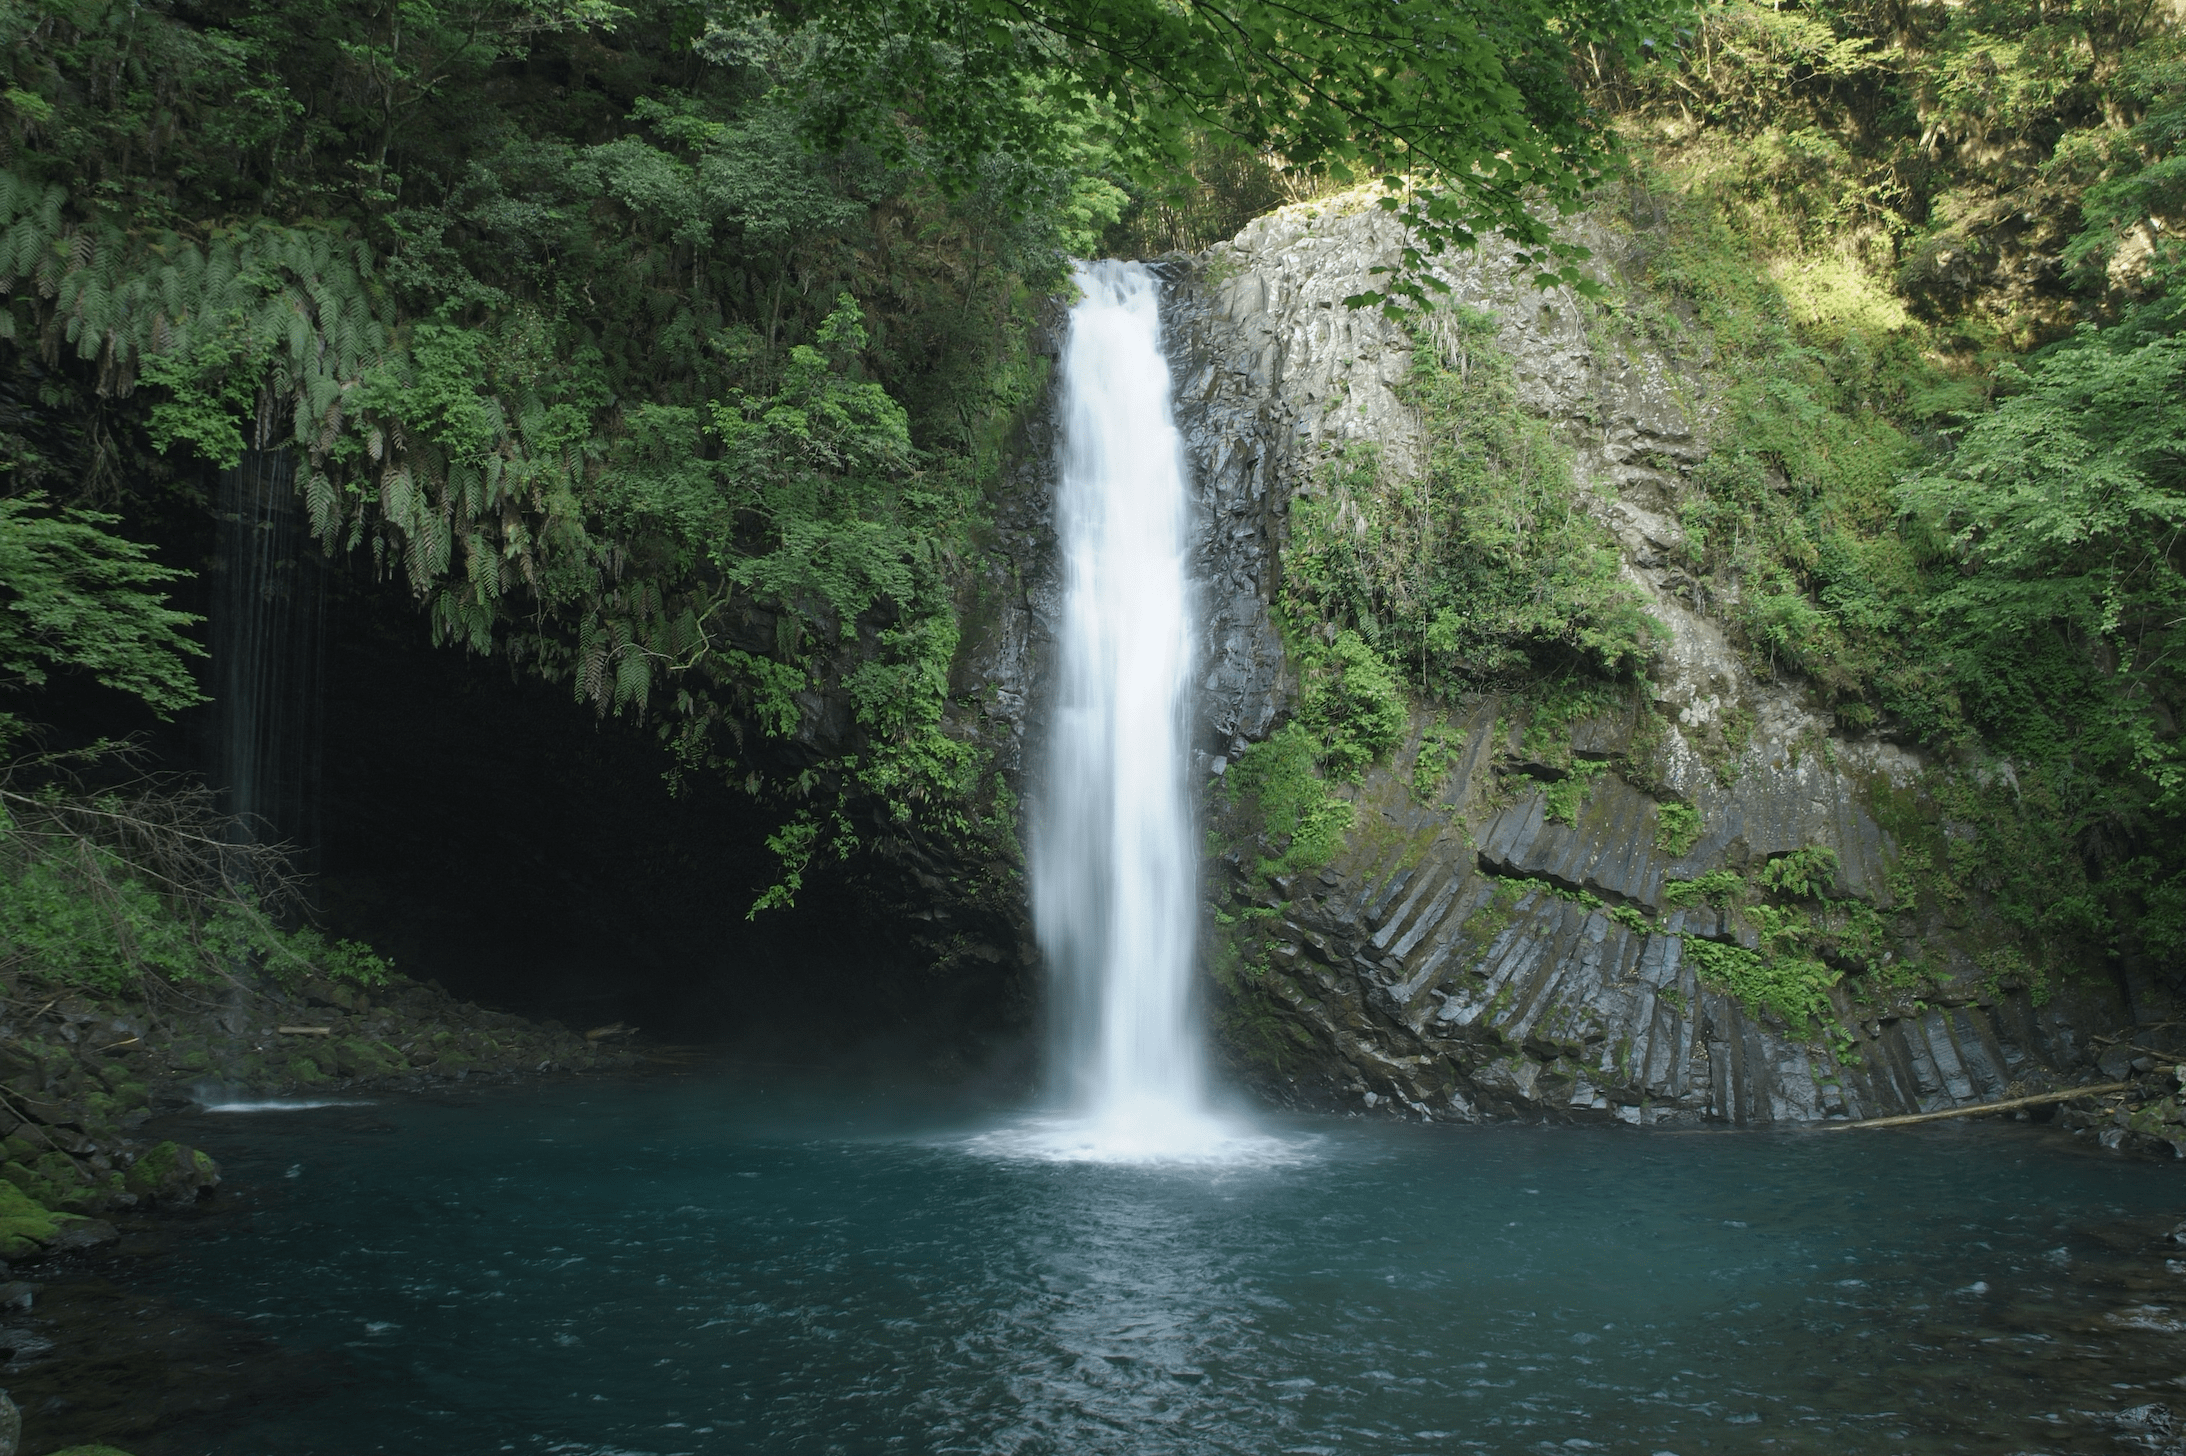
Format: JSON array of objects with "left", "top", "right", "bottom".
[
  {"left": 1027, "top": 261, "right": 1217, "bottom": 1158},
  {"left": 212, "top": 446, "right": 326, "bottom": 871}
]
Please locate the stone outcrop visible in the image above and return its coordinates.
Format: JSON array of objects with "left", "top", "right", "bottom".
[
  {"left": 1200, "top": 701, "right": 2125, "bottom": 1126},
  {"left": 1139, "top": 195, "right": 2144, "bottom": 1126}
]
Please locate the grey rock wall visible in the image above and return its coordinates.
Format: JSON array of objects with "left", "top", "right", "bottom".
[
  {"left": 1221, "top": 703, "right": 2098, "bottom": 1126},
  {"left": 1144, "top": 196, "right": 2129, "bottom": 1124}
]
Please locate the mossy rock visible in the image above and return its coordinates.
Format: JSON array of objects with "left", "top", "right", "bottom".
[
  {"left": 2128, "top": 1099, "right": 2183, "bottom": 1138},
  {"left": 330, "top": 1038, "right": 403, "bottom": 1078},
  {"left": 0, "top": 1177, "right": 63, "bottom": 1257},
  {"left": 48, "top": 1446, "right": 140, "bottom": 1455},
  {"left": 100, "top": 1077, "right": 149, "bottom": 1111},
  {"left": 58, "top": 1169, "right": 128, "bottom": 1214},
  {"left": 0, "top": 1160, "right": 66, "bottom": 1211},
  {"left": 287, "top": 1055, "right": 330, "bottom": 1084},
  {"left": 32, "top": 1151, "right": 84, "bottom": 1188},
  {"left": 124, "top": 1141, "right": 178, "bottom": 1196},
  {"left": 123, "top": 1140, "right": 219, "bottom": 1204}
]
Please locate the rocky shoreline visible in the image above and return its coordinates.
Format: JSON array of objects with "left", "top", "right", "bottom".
[
  {"left": 2059, "top": 1025, "right": 2186, "bottom": 1156},
  {"left": 0, "top": 968, "right": 640, "bottom": 1268}
]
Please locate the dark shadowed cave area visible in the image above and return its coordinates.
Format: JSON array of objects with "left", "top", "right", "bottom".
[
  {"left": 304, "top": 578, "right": 1032, "bottom": 1067},
  {"left": 27, "top": 489, "right": 1036, "bottom": 1073}
]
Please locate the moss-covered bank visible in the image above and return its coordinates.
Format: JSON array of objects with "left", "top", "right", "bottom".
[{"left": 0, "top": 965, "right": 635, "bottom": 1266}]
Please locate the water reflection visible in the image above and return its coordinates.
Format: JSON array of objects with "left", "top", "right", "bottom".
[
  {"left": 129, "top": 1078, "right": 2186, "bottom": 1456},
  {"left": 939, "top": 1161, "right": 1269, "bottom": 1450}
]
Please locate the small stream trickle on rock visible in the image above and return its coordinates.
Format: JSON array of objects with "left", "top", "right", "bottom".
[{"left": 1012, "top": 261, "right": 1261, "bottom": 1163}]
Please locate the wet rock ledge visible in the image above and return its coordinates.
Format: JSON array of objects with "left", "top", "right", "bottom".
[{"left": 0, "top": 969, "right": 636, "bottom": 1266}]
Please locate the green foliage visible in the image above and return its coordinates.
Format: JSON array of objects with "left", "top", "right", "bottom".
[
  {"left": 0, "top": 496, "right": 205, "bottom": 719},
  {"left": 1410, "top": 719, "right": 1463, "bottom": 802},
  {"left": 1297, "top": 630, "right": 1408, "bottom": 782},
  {"left": 1224, "top": 629, "right": 1415, "bottom": 889},
  {"left": 1665, "top": 841, "right": 1923, "bottom": 1036},
  {"left": 1102, "top": 131, "right": 1298, "bottom": 259},
  {"left": 1604, "top": 0, "right": 2180, "bottom": 343},
  {"left": 1662, "top": 870, "right": 1746, "bottom": 909},
  {"left": 1900, "top": 331, "right": 2186, "bottom": 809},
  {"left": 1541, "top": 759, "right": 1608, "bottom": 826},
  {"left": 1654, "top": 800, "right": 1703, "bottom": 856},
  {"left": 772, "top": 0, "right": 1682, "bottom": 309},
  {"left": 1683, "top": 935, "right": 1842, "bottom": 1039},
  {"left": 748, "top": 807, "right": 842, "bottom": 918},
  {"left": 275, "top": 927, "right": 393, "bottom": 988},
  {"left": 0, "top": 790, "right": 391, "bottom": 995},
  {"left": 1755, "top": 846, "right": 1841, "bottom": 900},
  {"left": 0, "top": 833, "right": 215, "bottom": 993},
  {"left": 1283, "top": 324, "right": 1659, "bottom": 702},
  {"left": 1516, "top": 676, "right": 1631, "bottom": 767},
  {"left": 1227, "top": 722, "right": 1356, "bottom": 882},
  {"left": 1977, "top": 943, "right": 2054, "bottom": 1008}
]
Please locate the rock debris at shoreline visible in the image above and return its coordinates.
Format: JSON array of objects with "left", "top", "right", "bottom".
[{"left": 0, "top": 969, "right": 637, "bottom": 1265}]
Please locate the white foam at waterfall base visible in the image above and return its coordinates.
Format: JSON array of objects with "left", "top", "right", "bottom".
[
  {"left": 962, "top": 1107, "right": 1312, "bottom": 1167},
  {"left": 1009, "top": 259, "right": 1296, "bottom": 1167}
]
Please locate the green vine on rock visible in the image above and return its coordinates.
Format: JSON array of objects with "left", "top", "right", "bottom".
[
  {"left": 1682, "top": 937, "right": 1840, "bottom": 1041},
  {"left": 1411, "top": 718, "right": 1463, "bottom": 802},
  {"left": 1654, "top": 801, "right": 1703, "bottom": 857},
  {"left": 1541, "top": 759, "right": 1608, "bottom": 826}
]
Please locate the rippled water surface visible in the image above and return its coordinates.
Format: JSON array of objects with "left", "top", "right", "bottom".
[{"left": 142, "top": 1072, "right": 2186, "bottom": 1455}]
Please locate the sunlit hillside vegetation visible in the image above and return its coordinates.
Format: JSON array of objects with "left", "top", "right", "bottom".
[
  {"left": 1589, "top": 0, "right": 2186, "bottom": 987},
  {"left": 0, "top": 0, "right": 2179, "bottom": 999}
]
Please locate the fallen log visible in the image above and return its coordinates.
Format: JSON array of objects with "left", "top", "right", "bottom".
[
  {"left": 1827, "top": 1080, "right": 2139, "bottom": 1130},
  {"left": 275, "top": 1025, "right": 332, "bottom": 1036}
]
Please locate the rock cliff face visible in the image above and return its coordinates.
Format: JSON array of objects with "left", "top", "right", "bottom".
[{"left": 1137, "top": 198, "right": 2137, "bottom": 1125}]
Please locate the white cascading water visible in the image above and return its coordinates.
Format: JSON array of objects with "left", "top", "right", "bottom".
[
  {"left": 1036, "top": 261, "right": 1201, "bottom": 1132},
  {"left": 1001, "top": 259, "right": 1282, "bottom": 1164}
]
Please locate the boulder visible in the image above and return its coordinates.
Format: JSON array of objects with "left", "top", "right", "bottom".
[
  {"left": 45, "top": 1219, "right": 117, "bottom": 1252},
  {"left": 0, "top": 1183, "right": 60, "bottom": 1259},
  {"left": 122, "top": 1141, "right": 219, "bottom": 1206}
]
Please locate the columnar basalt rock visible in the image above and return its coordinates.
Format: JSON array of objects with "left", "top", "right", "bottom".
[{"left": 1136, "top": 197, "right": 2138, "bottom": 1126}]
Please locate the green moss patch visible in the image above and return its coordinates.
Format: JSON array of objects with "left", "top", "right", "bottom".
[{"left": 0, "top": 1176, "right": 63, "bottom": 1257}]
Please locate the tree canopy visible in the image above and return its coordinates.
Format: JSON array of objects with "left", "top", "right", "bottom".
[
  {"left": 0, "top": 0, "right": 1682, "bottom": 900},
  {"left": 768, "top": 0, "right": 1676, "bottom": 300}
]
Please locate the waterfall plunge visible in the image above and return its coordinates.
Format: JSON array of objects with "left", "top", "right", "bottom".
[{"left": 1011, "top": 261, "right": 1273, "bottom": 1164}]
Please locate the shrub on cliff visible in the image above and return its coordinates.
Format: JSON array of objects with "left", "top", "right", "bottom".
[{"left": 1286, "top": 322, "right": 1661, "bottom": 699}]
